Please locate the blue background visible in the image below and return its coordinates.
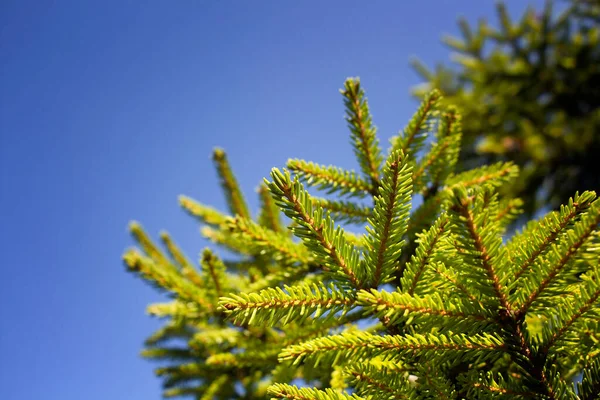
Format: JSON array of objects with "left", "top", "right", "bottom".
[{"left": 1, "top": 1, "right": 546, "bottom": 399}]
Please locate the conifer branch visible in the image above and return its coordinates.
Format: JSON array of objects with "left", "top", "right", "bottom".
[
  {"left": 129, "top": 222, "right": 173, "bottom": 268},
  {"left": 258, "top": 183, "right": 284, "bottom": 233},
  {"left": 268, "top": 383, "right": 362, "bottom": 400},
  {"left": 311, "top": 196, "right": 372, "bottom": 225},
  {"left": 163, "top": 385, "right": 206, "bottom": 399},
  {"left": 220, "top": 283, "right": 355, "bottom": 326},
  {"left": 126, "top": 77, "right": 600, "bottom": 399},
  {"left": 342, "top": 78, "right": 383, "bottom": 188},
  {"left": 540, "top": 269, "right": 600, "bottom": 354},
  {"left": 124, "top": 250, "right": 215, "bottom": 312},
  {"left": 401, "top": 214, "right": 450, "bottom": 295},
  {"left": 146, "top": 301, "right": 204, "bottom": 319},
  {"left": 199, "top": 375, "right": 229, "bottom": 400},
  {"left": 228, "top": 216, "right": 311, "bottom": 264},
  {"left": 280, "top": 331, "right": 505, "bottom": 366},
  {"left": 577, "top": 360, "right": 600, "bottom": 400},
  {"left": 190, "top": 327, "right": 241, "bottom": 349},
  {"left": 427, "top": 261, "right": 482, "bottom": 304},
  {"left": 364, "top": 150, "right": 413, "bottom": 287},
  {"left": 206, "top": 348, "right": 280, "bottom": 367},
  {"left": 412, "top": 107, "right": 461, "bottom": 194},
  {"left": 179, "top": 195, "right": 228, "bottom": 227},
  {"left": 280, "top": 311, "right": 365, "bottom": 347},
  {"left": 450, "top": 187, "right": 510, "bottom": 309},
  {"left": 507, "top": 191, "right": 596, "bottom": 282},
  {"left": 358, "top": 290, "right": 495, "bottom": 330},
  {"left": 141, "top": 347, "right": 194, "bottom": 362},
  {"left": 201, "top": 226, "right": 252, "bottom": 255},
  {"left": 417, "top": 366, "right": 456, "bottom": 400},
  {"left": 391, "top": 89, "right": 442, "bottom": 156},
  {"left": 144, "top": 321, "right": 194, "bottom": 347},
  {"left": 246, "top": 265, "right": 314, "bottom": 292},
  {"left": 517, "top": 198, "right": 600, "bottom": 314},
  {"left": 156, "top": 362, "right": 212, "bottom": 381},
  {"left": 200, "top": 249, "right": 229, "bottom": 302},
  {"left": 160, "top": 231, "right": 204, "bottom": 288},
  {"left": 464, "top": 371, "right": 539, "bottom": 399},
  {"left": 162, "top": 387, "right": 201, "bottom": 399},
  {"left": 342, "top": 230, "right": 365, "bottom": 249},
  {"left": 287, "top": 159, "right": 373, "bottom": 197},
  {"left": 267, "top": 169, "right": 363, "bottom": 287},
  {"left": 330, "top": 366, "right": 347, "bottom": 393},
  {"left": 406, "top": 162, "right": 519, "bottom": 244},
  {"left": 346, "top": 364, "right": 416, "bottom": 399},
  {"left": 213, "top": 148, "right": 251, "bottom": 219},
  {"left": 495, "top": 198, "right": 524, "bottom": 230},
  {"left": 445, "top": 162, "right": 520, "bottom": 190}
]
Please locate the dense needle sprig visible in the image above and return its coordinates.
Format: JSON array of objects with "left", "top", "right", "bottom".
[{"left": 125, "top": 78, "right": 599, "bottom": 399}]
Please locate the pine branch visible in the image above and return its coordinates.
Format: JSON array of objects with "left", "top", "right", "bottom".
[
  {"left": 444, "top": 162, "right": 520, "bottom": 190},
  {"left": 311, "top": 196, "right": 372, "bottom": 225},
  {"left": 141, "top": 347, "right": 195, "bottom": 362},
  {"left": 401, "top": 214, "right": 450, "bottom": 295},
  {"left": 124, "top": 250, "right": 215, "bottom": 312},
  {"left": 156, "top": 362, "right": 213, "bottom": 383},
  {"left": 287, "top": 159, "right": 373, "bottom": 197},
  {"left": 364, "top": 150, "right": 413, "bottom": 287},
  {"left": 258, "top": 183, "right": 284, "bottom": 233},
  {"left": 268, "top": 383, "right": 362, "bottom": 400},
  {"left": 179, "top": 195, "right": 228, "bottom": 227},
  {"left": 246, "top": 265, "right": 314, "bottom": 292},
  {"left": 342, "top": 78, "right": 383, "bottom": 188},
  {"left": 200, "top": 226, "right": 252, "bottom": 256},
  {"left": 505, "top": 191, "right": 596, "bottom": 283},
  {"left": 495, "top": 198, "right": 524, "bottom": 231},
  {"left": 219, "top": 282, "right": 355, "bottom": 326},
  {"left": 330, "top": 366, "right": 347, "bottom": 393},
  {"left": 405, "top": 162, "right": 519, "bottom": 245},
  {"left": 412, "top": 106, "right": 462, "bottom": 194},
  {"left": 144, "top": 321, "right": 194, "bottom": 347},
  {"left": 126, "top": 77, "right": 600, "bottom": 399},
  {"left": 279, "top": 311, "right": 365, "bottom": 347},
  {"left": 160, "top": 231, "right": 204, "bottom": 288},
  {"left": 416, "top": 365, "right": 457, "bottom": 400},
  {"left": 391, "top": 89, "right": 442, "bottom": 156},
  {"left": 163, "top": 385, "right": 205, "bottom": 398},
  {"left": 228, "top": 215, "right": 311, "bottom": 264},
  {"left": 516, "top": 198, "right": 600, "bottom": 314},
  {"left": 129, "top": 222, "right": 173, "bottom": 269},
  {"left": 426, "top": 261, "right": 483, "bottom": 304},
  {"left": 206, "top": 347, "right": 280, "bottom": 367},
  {"left": 146, "top": 301, "right": 204, "bottom": 319},
  {"left": 540, "top": 364, "right": 578, "bottom": 400},
  {"left": 267, "top": 169, "right": 364, "bottom": 287},
  {"left": 448, "top": 187, "right": 511, "bottom": 307},
  {"left": 189, "top": 327, "right": 241, "bottom": 349},
  {"left": 357, "top": 290, "right": 496, "bottom": 331},
  {"left": 577, "top": 359, "right": 600, "bottom": 400},
  {"left": 346, "top": 364, "right": 416, "bottom": 399},
  {"left": 200, "top": 248, "right": 229, "bottom": 301},
  {"left": 199, "top": 375, "right": 229, "bottom": 400},
  {"left": 540, "top": 268, "right": 600, "bottom": 354},
  {"left": 280, "top": 331, "right": 505, "bottom": 366},
  {"left": 213, "top": 148, "right": 251, "bottom": 219},
  {"left": 461, "top": 370, "right": 539, "bottom": 399}
]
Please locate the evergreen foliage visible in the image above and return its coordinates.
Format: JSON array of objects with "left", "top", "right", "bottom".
[
  {"left": 411, "top": 0, "right": 600, "bottom": 215},
  {"left": 124, "top": 78, "right": 599, "bottom": 399}
]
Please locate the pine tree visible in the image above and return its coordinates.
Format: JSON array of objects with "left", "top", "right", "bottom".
[
  {"left": 124, "top": 78, "right": 600, "bottom": 399},
  {"left": 411, "top": 0, "right": 600, "bottom": 216}
]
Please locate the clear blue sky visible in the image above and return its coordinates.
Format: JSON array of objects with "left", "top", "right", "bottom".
[{"left": 1, "top": 1, "right": 546, "bottom": 399}]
